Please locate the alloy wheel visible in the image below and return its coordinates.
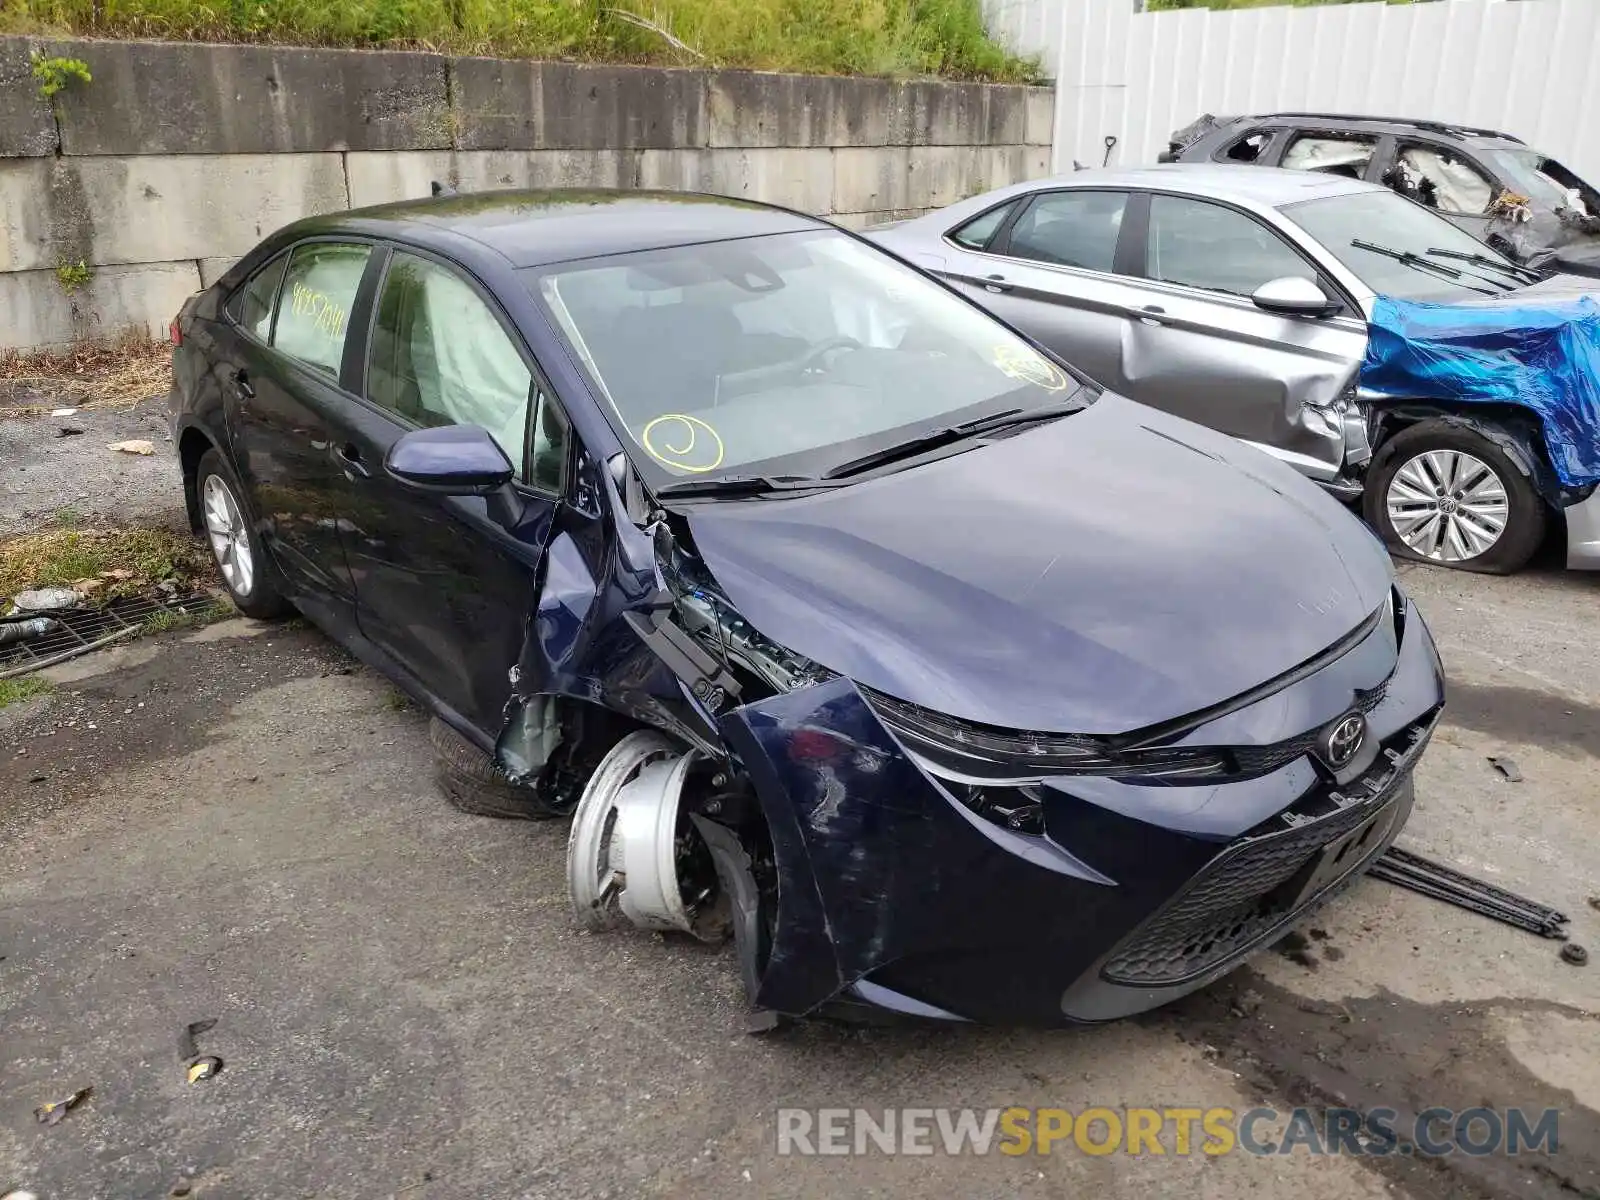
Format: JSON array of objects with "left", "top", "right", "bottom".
[
  {"left": 201, "top": 473, "right": 255, "bottom": 597},
  {"left": 1384, "top": 449, "right": 1508, "bottom": 563}
]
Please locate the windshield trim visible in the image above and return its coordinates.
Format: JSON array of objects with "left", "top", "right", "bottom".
[{"left": 522, "top": 227, "right": 1097, "bottom": 490}]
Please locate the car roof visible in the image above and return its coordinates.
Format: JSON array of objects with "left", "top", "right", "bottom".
[
  {"left": 1232, "top": 112, "right": 1524, "bottom": 151},
  {"left": 304, "top": 189, "right": 827, "bottom": 268},
  {"left": 1039, "top": 164, "right": 1380, "bottom": 208}
]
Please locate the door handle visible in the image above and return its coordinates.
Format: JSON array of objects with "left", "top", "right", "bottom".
[
  {"left": 336, "top": 443, "right": 370, "bottom": 479},
  {"left": 984, "top": 274, "right": 1012, "bottom": 294},
  {"left": 1139, "top": 305, "right": 1166, "bottom": 326},
  {"left": 231, "top": 369, "right": 255, "bottom": 399}
]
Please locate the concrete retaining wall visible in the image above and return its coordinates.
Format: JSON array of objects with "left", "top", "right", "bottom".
[{"left": 0, "top": 37, "right": 1053, "bottom": 350}]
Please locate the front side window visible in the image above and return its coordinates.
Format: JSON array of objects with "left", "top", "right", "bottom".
[
  {"left": 226, "top": 254, "right": 287, "bottom": 341},
  {"left": 1285, "top": 190, "right": 1522, "bottom": 302},
  {"left": 1147, "top": 195, "right": 1311, "bottom": 298},
  {"left": 948, "top": 201, "right": 1016, "bottom": 251},
  {"left": 532, "top": 230, "right": 1091, "bottom": 482},
  {"left": 1390, "top": 144, "right": 1494, "bottom": 215},
  {"left": 367, "top": 251, "right": 532, "bottom": 469},
  {"left": 1282, "top": 132, "right": 1377, "bottom": 179},
  {"left": 1004, "top": 190, "right": 1127, "bottom": 273},
  {"left": 272, "top": 242, "right": 370, "bottom": 377}
]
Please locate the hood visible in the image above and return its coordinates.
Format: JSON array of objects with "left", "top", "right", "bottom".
[{"left": 683, "top": 395, "right": 1393, "bottom": 736}]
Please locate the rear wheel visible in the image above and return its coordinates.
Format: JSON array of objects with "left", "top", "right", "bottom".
[
  {"left": 196, "top": 448, "right": 290, "bottom": 617},
  {"left": 1363, "top": 421, "right": 1546, "bottom": 574}
]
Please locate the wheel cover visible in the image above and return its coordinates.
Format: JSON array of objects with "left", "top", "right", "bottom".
[
  {"left": 1385, "top": 449, "right": 1509, "bottom": 563},
  {"left": 201, "top": 473, "right": 254, "bottom": 596},
  {"left": 566, "top": 732, "right": 718, "bottom": 941}
]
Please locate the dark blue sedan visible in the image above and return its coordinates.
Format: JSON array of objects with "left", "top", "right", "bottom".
[{"left": 169, "top": 190, "right": 1445, "bottom": 1025}]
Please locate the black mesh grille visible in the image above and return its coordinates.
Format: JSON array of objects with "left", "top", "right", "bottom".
[
  {"left": 1100, "top": 713, "right": 1428, "bottom": 989},
  {"left": 1229, "top": 683, "right": 1389, "bottom": 778}
]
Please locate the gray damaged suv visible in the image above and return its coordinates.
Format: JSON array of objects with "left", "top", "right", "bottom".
[{"left": 869, "top": 164, "right": 1600, "bottom": 575}]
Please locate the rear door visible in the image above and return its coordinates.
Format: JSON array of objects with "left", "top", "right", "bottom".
[
  {"left": 336, "top": 246, "right": 573, "bottom": 734},
  {"left": 935, "top": 188, "right": 1146, "bottom": 391},
  {"left": 226, "top": 240, "right": 374, "bottom": 616},
  {"left": 1121, "top": 192, "right": 1367, "bottom": 476}
]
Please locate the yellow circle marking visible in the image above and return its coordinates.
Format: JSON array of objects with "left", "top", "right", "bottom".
[
  {"left": 641, "top": 413, "right": 725, "bottom": 474},
  {"left": 993, "top": 342, "right": 1069, "bottom": 392}
]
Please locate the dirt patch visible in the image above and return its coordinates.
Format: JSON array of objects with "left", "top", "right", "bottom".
[
  {"left": 0, "top": 335, "right": 172, "bottom": 415},
  {"left": 1151, "top": 966, "right": 1600, "bottom": 1200}
]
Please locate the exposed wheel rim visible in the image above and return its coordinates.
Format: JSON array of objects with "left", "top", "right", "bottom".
[
  {"left": 1384, "top": 449, "right": 1508, "bottom": 563},
  {"left": 201, "top": 473, "right": 254, "bottom": 597}
]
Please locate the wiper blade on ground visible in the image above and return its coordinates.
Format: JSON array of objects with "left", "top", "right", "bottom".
[
  {"left": 1351, "top": 239, "right": 1499, "bottom": 296},
  {"left": 653, "top": 473, "right": 838, "bottom": 500},
  {"left": 1425, "top": 247, "right": 1542, "bottom": 285},
  {"left": 822, "top": 398, "right": 1086, "bottom": 481}
]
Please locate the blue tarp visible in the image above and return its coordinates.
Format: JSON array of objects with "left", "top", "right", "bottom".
[{"left": 1361, "top": 295, "right": 1600, "bottom": 489}]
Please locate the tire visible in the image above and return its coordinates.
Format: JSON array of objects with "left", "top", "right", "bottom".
[
  {"left": 429, "top": 717, "right": 562, "bottom": 820},
  {"left": 1362, "top": 421, "right": 1546, "bottom": 575},
  {"left": 195, "top": 448, "right": 292, "bottom": 618}
]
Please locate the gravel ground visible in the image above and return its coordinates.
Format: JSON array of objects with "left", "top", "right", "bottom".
[{"left": 0, "top": 400, "right": 183, "bottom": 537}]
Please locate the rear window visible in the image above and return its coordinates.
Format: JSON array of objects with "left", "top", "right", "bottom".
[{"left": 225, "top": 254, "right": 287, "bottom": 341}]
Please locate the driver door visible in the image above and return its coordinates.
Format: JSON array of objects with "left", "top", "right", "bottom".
[
  {"left": 337, "top": 247, "right": 574, "bottom": 734},
  {"left": 1122, "top": 193, "right": 1368, "bottom": 477}
]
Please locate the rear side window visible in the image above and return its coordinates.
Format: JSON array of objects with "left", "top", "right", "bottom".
[
  {"left": 1147, "top": 195, "right": 1310, "bottom": 298},
  {"left": 367, "top": 251, "right": 533, "bottom": 470},
  {"left": 1282, "top": 132, "right": 1377, "bottom": 179},
  {"left": 948, "top": 201, "right": 1016, "bottom": 250},
  {"left": 1221, "top": 130, "right": 1273, "bottom": 164},
  {"left": 225, "top": 254, "right": 287, "bottom": 341},
  {"left": 1003, "top": 190, "right": 1128, "bottom": 273},
  {"left": 272, "top": 242, "right": 371, "bottom": 377}
]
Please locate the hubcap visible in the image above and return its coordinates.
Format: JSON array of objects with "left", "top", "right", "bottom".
[
  {"left": 201, "top": 473, "right": 254, "bottom": 597},
  {"left": 1385, "top": 449, "right": 1508, "bottom": 563}
]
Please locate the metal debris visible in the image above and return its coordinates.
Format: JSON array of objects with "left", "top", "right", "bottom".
[
  {"left": 180, "top": 1018, "right": 223, "bottom": 1082},
  {"left": 1487, "top": 755, "right": 1523, "bottom": 782},
  {"left": 1370, "top": 847, "right": 1569, "bottom": 939},
  {"left": 107, "top": 439, "right": 156, "bottom": 456},
  {"left": 1561, "top": 944, "right": 1589, "bottom": 966},
  {"left": 49, "top": 407, "right": 78, "bottom": 417},
  {"left": 10, "top": 588, "right": 80, "bottom": 613},
  {"left": 33, "top": 1087, "right": 91, "bottom": 1125},
  {"left": 56, "top": 426, "right": 84, "bottom": 438},
  {"left": 0, "top": 618, "right": 60, "bottom": 646}
]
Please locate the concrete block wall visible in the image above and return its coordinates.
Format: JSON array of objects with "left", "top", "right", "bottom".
[{"left": 0, "top": 37, "right": 1053, "bottom": 350}]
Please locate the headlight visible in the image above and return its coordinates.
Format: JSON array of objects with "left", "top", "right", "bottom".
[{"left": 860, "top": 686, "right": 1229, "bottom": 785}]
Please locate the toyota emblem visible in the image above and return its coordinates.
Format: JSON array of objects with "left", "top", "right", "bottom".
[{"left": 1322, "top": 713, "right": 1367, "bottom": 768}]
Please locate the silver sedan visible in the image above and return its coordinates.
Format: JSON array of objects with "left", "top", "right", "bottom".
[{"left": 868, "top": 164, "right": 1600, "bottom": 574}]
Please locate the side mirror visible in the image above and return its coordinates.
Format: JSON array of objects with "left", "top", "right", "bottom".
[
  {"left": 1252, "top": 276, "right": 1339, "bottom": 317},
  {"left": 385, "top": 425, "right": 514, "bottom": 495}
]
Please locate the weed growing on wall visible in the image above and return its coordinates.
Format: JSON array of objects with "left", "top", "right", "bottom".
[
  {"left": 54, "top": 259, "right": 92, "bottom": 293},
  {"left": 29, "top": 48, "right": 91, "bottom": 98}
]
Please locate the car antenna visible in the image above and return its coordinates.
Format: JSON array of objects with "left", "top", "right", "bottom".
[{"left": 430, "top": 180, "right": 457, "bottom": 198}]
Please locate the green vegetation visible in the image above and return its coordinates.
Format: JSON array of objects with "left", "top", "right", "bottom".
[
  {"left": 1, "top": 0, "right": 1040, "bottom": 81},
  {"left": 0, "top": 525, "right": 211, "bottom": 601},
  {"left": 0, "top": 676, "right": 52, "bottom": 709},
  {"left": 28, "top": 47, "right": 90, "bottom": 97},
  {"left": 54, "top": 258, "right": 91, "bottom": 294}
]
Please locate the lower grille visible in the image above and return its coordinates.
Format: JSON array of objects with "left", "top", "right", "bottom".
[{"left": 1100, "top": 717, "right": 1430, "bottom": 988}]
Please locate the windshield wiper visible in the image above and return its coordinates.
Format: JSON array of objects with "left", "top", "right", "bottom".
[
  {"left": 1425, "top": 247, "right": 1542, "bottom": 285},
  {"left": 1350, "top": 239, "right": 1498, "bottom": 295},
  {"left": 822, "top": 397, "right": 1085, "bottom": 481},
  {"left": 653, "top": 473, "right": 837, "bottom": 500}
]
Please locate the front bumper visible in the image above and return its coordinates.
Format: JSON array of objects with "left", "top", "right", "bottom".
[
  {"left": 1564, "top": 486, "right": 1600, "bottom": 570},
  {"left": 717, "top": 592, "right": 1444, "bottom": 1026}
]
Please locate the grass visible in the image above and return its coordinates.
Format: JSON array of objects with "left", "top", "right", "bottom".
[
  {"left": 0, "top": 525, "right": 211, "bottom": 603},
  {"left": 0, "top": 0, "right": 1041, "bottom": 81},
  {"left": 0, "top": 676, "right": 52, "bottom": 709},
  {"left": 0, "top": 332, "right": 173, "bottom": 414},
  {"left": 141, "top": 597, "right": 232, "bottom": 634}
]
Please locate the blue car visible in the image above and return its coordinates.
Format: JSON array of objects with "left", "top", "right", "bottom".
[{"left": 169, "top": 190, "right": 1445, "bottom": 1025}]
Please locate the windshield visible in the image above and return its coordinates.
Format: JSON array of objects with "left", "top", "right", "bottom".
[
  {"left": 1283, "top": 190, "right": 1520, "bottom": 301},
  {"left": 1483, "top": 148, "right": 1592, "bottom": 213},
  {"left": 530, "top": 230, "right": 1090, "bottom": 482}
]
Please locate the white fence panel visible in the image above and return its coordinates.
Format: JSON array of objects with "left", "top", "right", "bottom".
[{"left": 1019, "top": 0, "right": 1600, "bottom": 182}]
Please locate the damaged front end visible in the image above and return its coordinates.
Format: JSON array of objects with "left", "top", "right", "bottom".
[{"left": 487, "top": 442, "right": 1444, "bottom": 1027}]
